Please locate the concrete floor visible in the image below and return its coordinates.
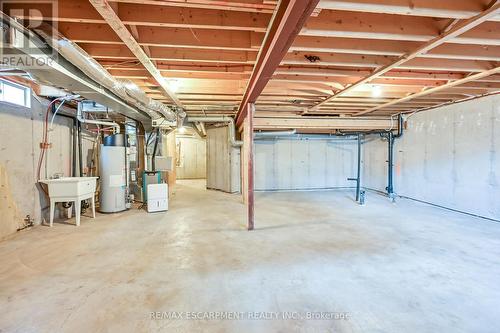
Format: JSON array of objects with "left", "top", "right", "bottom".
[{"left": 1, "top": 180, "right": 499, "bottom": 333}]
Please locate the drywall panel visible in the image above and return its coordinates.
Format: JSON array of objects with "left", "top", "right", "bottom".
[
  {"left": 0, "top": 96, "right": 91, "bottom": 239},
  {"left": 254, "top": 137, "right": 358, "bottom": 191},
  {"left": 363, "top": 94, "right": 500, "bottom": 220},
  {"left": 176, "top": 136, "right": 206, "bottom": 179}
]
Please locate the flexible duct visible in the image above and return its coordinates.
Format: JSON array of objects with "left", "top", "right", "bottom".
[
  {"left": 38, "top": 31, "right": 182, "bottom": 122},
  {"left": 187, "top": 116, "right": 242, "bottom": 147}
]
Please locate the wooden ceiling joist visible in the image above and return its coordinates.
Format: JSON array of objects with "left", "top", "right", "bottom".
[
  {"left": 108, "top": 0, "right": 276, "bottom": 13},
  {"left": 253, "top": 116, "right": 394, "bottom": 131},
  {"left": 8, "top": 0, "right": 271, "bottom": 32},
  {"left": 88, "top": 0, "right": 183, "bottom": 107},
  {"left": 310, "top": 2, "right": 500, "bottom": 111},
  {"left": 8, "top": 0, "right": 499, "bottom": 125},
  {"left": 317, "top": 0, "right": 500, "bottom": 21},
  {"left": 302, "top": 10, "right": 499, "bottom": 45},
  {"left": 292, "top": 37, "right": 500, "bottom": 61},
  {"left": 235, "top": 0, "right": 321, "bottom": 126},
  {"left": 355, "top": 67, "right": 500, "bottom": 116}
]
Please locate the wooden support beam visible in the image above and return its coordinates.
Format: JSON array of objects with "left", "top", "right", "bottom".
[
  {"left": 59, "top": 22, "right": 258, "bottom": 51},
  {"left": 81, "top": 44, "right": 257, "bottom": 64},
  {"left": 253, "top": 116, "right": 394, "bottom": 131},
  {"left": 109, "top": 0, "right": 275, "bottom": 14},
  {"left": 89, "top": 0, "right": 183, "bottom": 107},
  {"left": 96, "top": 58, "right": 487, "bottom": 84},
  {"left": 276, "top": 68, "right": 466, "bottom": 81},
  {"left": 243, "top": 103, "right": 255, "bottom": 231},
  {"left": 6, "top": 0, "right": 271, "bottom": 32},
  {"left": 106, "top": 65, "right": 476, "bottom": 87},
  {"left": 310, "top": 2, "right": 500, "bottom": 110},
  {"left": 20, "top": 0, "right": 496, "bottom": 119},
  {"left": 235, "top": 0, "right": 321, "bottom": 127},
  {"left": 87, "top": 46, "right": 496, "bottom": 73},
  {"left": 282, "top": 53, "right": 492, "bottom": 72},
  {"left": 104, "top": 58, "right": 493, "bottom": 80},
  {"left": 292, "top": 36, "right": 500, "bottom": 61},
  {"left": 302, "top": 10, "right": 499, "bottom": 45},
  {"left": 55, "top": 15, "right": 498, "bottom": 52},
  {"left": 318, "top": 0, "right": 500, "bottom": 21},
  {"left": 355, "top": 67, "right": 500, "bottom": 116}
]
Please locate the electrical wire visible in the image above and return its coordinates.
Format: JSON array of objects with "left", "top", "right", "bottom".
[
  {"left": 44, "top": 101, "right": 68, "bottom": 179},
  {"left": 49, "top": 100, "right": 66, "bottom": 130},
  {"left": 36, "top": 98, "right": 63, "bottom": 196},
  {"left": 37, "top": 98, "right": 61, "bottom": 183},
  {"left": 36, "top": 96, "right": 79, "bottom": 194}
]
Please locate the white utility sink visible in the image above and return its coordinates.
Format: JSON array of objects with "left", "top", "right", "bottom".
[{"left": 39, "top": 177, "right": 98, "bottom": 227}]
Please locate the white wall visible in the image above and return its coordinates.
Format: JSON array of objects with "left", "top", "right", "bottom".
[
  {"left": 206, "top": 126, "right": 240, "bottom": 193},
  {"left": 363, "top": 136, "right": 388, "bottom": 192},
  {"left": 176, "top": 136, "right": 206, "bottom": 179},
  {"left": 0, "top": 96, "right": 91, "bottom": 239},
  {"left": 254, "top": 136, "right": 359, "bottom": 191},
  {"left": 363, "top": 94, "right": 500, "bottom": 221}
]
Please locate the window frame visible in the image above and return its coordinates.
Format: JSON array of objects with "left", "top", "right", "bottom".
[{"left": 0, "top": 78, "right": 31, "bottom": 108}]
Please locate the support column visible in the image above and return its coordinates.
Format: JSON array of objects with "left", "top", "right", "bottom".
[
  {"left": 356, "top": 133, "right": 361, "bottom": 202},
  {"left": 387, "top": 132, "right": 395, "bottom": 199},
  {"left": 242, "top": 103, "right": 255, "bottom": 230}
]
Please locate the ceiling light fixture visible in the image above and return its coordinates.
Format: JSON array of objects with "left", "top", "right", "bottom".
[
  {"left": 372, "top": 85, "right": 382, "bottom": 97},
  {"left": 168, "top": 80, "right": 180, "bottom": 93}
]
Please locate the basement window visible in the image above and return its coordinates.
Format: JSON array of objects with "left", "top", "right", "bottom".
[{"left": 0, "top": 79, "right": 31, "bottom": 108}]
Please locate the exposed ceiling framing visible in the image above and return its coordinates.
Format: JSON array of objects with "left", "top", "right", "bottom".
[
  {"left": 2, "top": 0, "right": 499, "bottom": 122},
  {"left": 89, "top": 0, "right": 183, "bottom": 108},
  {"left": 309, "top": 2, "right": 500, "bottom": 111},
  {"left": 236, "top": 0, "right": 321, "bottom": 126}
]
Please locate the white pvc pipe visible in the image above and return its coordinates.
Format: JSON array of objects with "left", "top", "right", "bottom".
[
  {"left": 254, "top": 130, "right": 297, "bottom": 137},
  {"left": 77, "top": 103, "right": 120, "bottom": 134}
]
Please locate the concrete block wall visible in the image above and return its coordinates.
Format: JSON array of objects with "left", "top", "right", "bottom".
[
  {"left": 254, "top": 136, "right": 359, "bottom": 191},
  {"left": 363, "top": 94, "right": 500, "bottom": 221},
  {"left": 0, "top": 96, "right": 91, "bottom": 239}
]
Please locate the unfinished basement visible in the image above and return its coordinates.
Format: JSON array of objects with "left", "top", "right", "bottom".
[{"left": 0, "top": 0, "right": 500, "bottom": 332}]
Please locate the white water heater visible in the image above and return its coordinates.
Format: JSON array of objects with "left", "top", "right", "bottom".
[{"left": 100, "top": 134, "right": 128, "bottom": 213}]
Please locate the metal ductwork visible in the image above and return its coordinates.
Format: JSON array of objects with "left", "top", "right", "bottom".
[
  {"left": 187, "top": 116, "right": 243, "bottom": 147},
  {"left": 41, "top": 31, "right": 184, "bottom": 123},
  {"left": 0, "top": 12, "right": 184, "bottom": 130}
]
